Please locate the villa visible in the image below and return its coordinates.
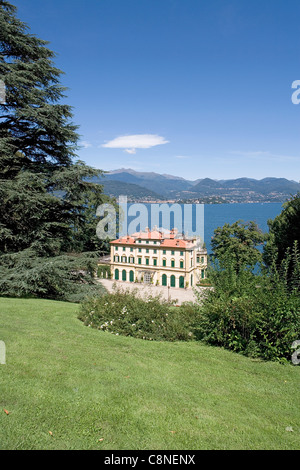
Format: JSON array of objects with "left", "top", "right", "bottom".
[{"left": 109, "top": 227, "right": 207, "bottom": 288}]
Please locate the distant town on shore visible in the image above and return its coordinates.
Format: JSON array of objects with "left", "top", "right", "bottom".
[{"left": 91, "top": 168, "right": 300, "bottom": 204}]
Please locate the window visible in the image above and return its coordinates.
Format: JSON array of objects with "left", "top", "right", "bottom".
[
  {"left": 146, "top": 240, "right": 149, "bottom": 244},
  {"left": 122, "top": 269, "right": 126, "bottom": 281},
  {"left": 154, "top": 249, "right": 157, "bottom": 254},
  {"left": 201, "top": 256, "right": 204, "bottom": 263},
  {"left": 130, "top": 257, "right": 134, "bottom": 264},
  {"left": 146, "top": 258, "right": 149, "bottom": 265},
  {"left": 130, "top": 247, "right": 133, "bottom": 252},
  {"left": 201, "top": 269, "right": 205, "bottom": 279},
  {"left": 122, "top": 256, "right": 127, "bottom": 263},
  {"left": 180, "top": 260, "right": 184, "bottom": 269},
  {"left": 171, "top": 259, "right": 175, "bottom": 268},
  {"left": 179, "top": 276, "right": 184, "bottom": 288},
  {"left": 114, "top": 255, "right": 119, "bottom": 262},
  {"left": 138, "top": 248, "right": 141, "bottom": 253},
  {"left": 146, "top": 249, "right": 149, "bottom": 253},
  {"left": 138, "top": 257, "right": 142, "bottom": 265},
  {"left": 163, "top": 259, "right": 166, "bottom": 267},
  {"left": 115, "top": 269, "right": 119, "bottom": 280},
  {"left": 162, "top": 274, "right": 167, "bottom": 286},
  {"left": 115, "top": 246, "right": 118, "bottom": 251},
  {"left": 170, "top": 275, "right": 176, "bottom": 287},
  {"left": 123, "top": 247, "right": 125, "bottom": 251},
  {"left": 163, "top": 250, "right": 166, "bottom": 255},
  {"left": 153, "top": 258, "right": 157, "bottom": 266},
  {"left": 129, "top": 270, "right": 134, "bottom": 282},
  {"left": 153, "top": 241, "right": 157, "bottom": 244},
  {"left": 180, "top": 251, "right": 184, "bottom": 256},
  {"left": 171, "top": 250, "right": 175, "bottom": 256},
  {"left": 197, "top": 256, "right": 200, "bottom": 263}
]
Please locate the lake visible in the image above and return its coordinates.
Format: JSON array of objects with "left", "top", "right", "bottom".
[
  {"left": 204, "top": 202, "right": 283, "bottom": 253},
  {"left": 126, "top": 201, "right": 284, "bottom": 254}
]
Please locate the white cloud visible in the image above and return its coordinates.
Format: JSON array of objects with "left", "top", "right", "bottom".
[
  {"left": 101, "top": 134, "right": 169, "bottom": 153},
  {"left": 175, "top": 155, "right": 189, "bottom": 159},
  {"left": 80, "top": 140, "right": 92, "bottom": 149}
]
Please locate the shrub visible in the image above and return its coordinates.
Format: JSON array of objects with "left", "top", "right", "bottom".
[
  {"left": 0, "top": 250, "right": 106, "bottom": 302},
  {"left": 78, "top": 285, "right": 201, "bottom": 342},
  {"left": 195, "top": 257, "right": 300, "bottom": 362}
]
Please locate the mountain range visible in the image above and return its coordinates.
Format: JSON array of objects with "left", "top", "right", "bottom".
[{"left": 92, "top": 168, "right": 300, "bottom": 203}]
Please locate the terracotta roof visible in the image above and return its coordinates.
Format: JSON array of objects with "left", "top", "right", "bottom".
[
  {"left": 161, "top": 239, "right": 192, "bottom": 248},
  {"left": 136, "top": 230, "right": 163, "bottom": 240},
  {"left": 131, "top": 228, "right": 179, "bottom": 240},
  {"left": 110, "top": 236, "right": 135, "bottom": 245},
  {"left": 110, "top": 228, "right": 198, "bottom": 249}
]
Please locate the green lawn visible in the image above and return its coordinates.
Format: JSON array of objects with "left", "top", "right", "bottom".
[{"left": 0, "top": 297, "right": 299, "bottom": 450}]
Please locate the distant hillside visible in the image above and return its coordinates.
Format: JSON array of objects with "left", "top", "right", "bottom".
[
  {"left": 105, "top": 169, "right": 193, "bottom": 195},
  {"left": 189, "top": 177, "right": 300, "bottom": 202},
  {"left": 93, "top": 169, "right": 300, "bottom": 203},
  {"left": 91, "top": 176, "right": 163, "bottom": 201}
]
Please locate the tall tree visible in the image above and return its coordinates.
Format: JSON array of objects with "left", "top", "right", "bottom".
[
  {"left": 211, "top": 220, "right": 267, "bottom": 274},
  {"left": 263, "top": 193, "right": 300, "bottom": 266},
  {"left": 0, "top": 1, "right": 110, "bottom": 300},
  {"left": 263, "top": 193, "right": 300, "bottom": 291}
]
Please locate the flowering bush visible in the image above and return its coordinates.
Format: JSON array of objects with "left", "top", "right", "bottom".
[{"left": 78, "top": 285, "right": 201, "bottom": 342}]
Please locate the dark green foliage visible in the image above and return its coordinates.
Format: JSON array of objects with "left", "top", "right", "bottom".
[
  {"left": 264, "top": 193, "right": 300, "bottom": 281},
  {"left": 97, "top": 264, "right": 111, "bottom": 279},
  {"left": 211, "top": 220, "right": 267, "bottom": 274},
  {"left": 78, "top": 285, "right": 201, "bottom": 342},
  {"left": 0, "top": 250, "right": 106, "bottom": 302},
  {"left": 194, "top": 256, "right": 300, "bottom": 363},
  {"left": 0, "top": 2, "right": 113, "bottom": 300}
]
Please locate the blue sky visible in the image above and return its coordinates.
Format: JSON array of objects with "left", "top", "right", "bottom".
[{"left": 12, "top": 0, "right": 300, "bottom": 181}]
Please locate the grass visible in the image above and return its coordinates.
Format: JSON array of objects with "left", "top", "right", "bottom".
[{"left": 0, "top": 297, "right": 299, "bottom": 450}]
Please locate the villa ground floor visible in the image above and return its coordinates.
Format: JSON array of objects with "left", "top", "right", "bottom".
[{"left": 109, "top": 264, "right": 205, "bottom": 289}]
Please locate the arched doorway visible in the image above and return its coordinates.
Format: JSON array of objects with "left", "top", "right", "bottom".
[
  {"left": 115, "top": 268, "right": 119, "bottom": 280},
  {"left": 162, "top": 274, "right": 167, "bottom": 286},
  {"left": 129, "top": 270, "right": 134, "bottom": 282},
  {"left": 170, "top": 275, "right": 176, "bottom": 287},
  {"left": 179, "top": 276, "right": 184, "bottom": 288},
  {"left": 122, "top": 269, "right": 127, "bottom": 281}
]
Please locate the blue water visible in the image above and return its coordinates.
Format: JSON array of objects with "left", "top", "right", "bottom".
[
  {"left": 125, "top": 202, "right": 284, "bottom": 254},
  {"left": 204, "top": 202, "right": 283, "bottom": 254}
]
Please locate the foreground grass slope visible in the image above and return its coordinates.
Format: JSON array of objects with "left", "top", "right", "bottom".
[{"left": 0, "top": 298, "right": 299, "bottom": 450}]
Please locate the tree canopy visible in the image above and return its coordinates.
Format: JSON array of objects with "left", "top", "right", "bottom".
[
  {"left": 0, "top": 1, "right": 110, "bottom": 300},
  {"left": 210, "top": 220, "right": 266, "bottom": 273}
]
